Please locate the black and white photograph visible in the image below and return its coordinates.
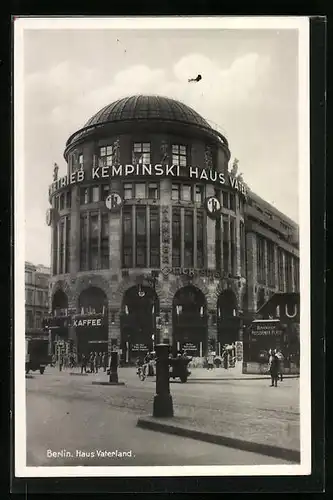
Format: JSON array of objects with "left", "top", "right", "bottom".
[{"left": 14, "top": 16, "right": 311, "bottom": 477}]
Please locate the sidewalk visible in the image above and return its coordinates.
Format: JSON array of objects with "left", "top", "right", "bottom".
[{"left": 187, "top": 365, "right": 299, "bottom": 381}]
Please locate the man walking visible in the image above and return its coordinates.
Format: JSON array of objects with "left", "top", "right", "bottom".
[
  {"left": 80, "top": 353, "right": 87, "bottom": 374},
  {"left": 269, "top": 349, "right": 280, "bottom": 387}
]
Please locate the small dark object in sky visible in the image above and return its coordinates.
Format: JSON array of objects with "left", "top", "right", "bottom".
[{"left": 188, "top": 74, "right": 202, "bottom": 83}]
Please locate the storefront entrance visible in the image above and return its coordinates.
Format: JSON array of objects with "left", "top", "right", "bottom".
[
  {"left": 76, "top": 287, "right": 108, "bottom": 357},
  {"left": 120, "top": 285, "right": 159, "bottom": 364},
  {"left": 172, "top": 286, "right": 208, "bottom": 357},
  {"left": 217, "top": 290, "right": 240, "bottom": 346}
]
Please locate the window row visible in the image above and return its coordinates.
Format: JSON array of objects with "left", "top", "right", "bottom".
[
  {"left": 70, "top": 142, "right": 191, "bottom": 173},
  {"left": 214, "top": 188, "right": 238, "bottom": 212},
  {"left": 25, "top": 289, "right": 49, "bottom": 307},
  {"left": 257, "top": 238, "right": 300, "bottom": 291},
  {"left": 52, "top": 191, "right": 72, "bottom": 211},
  {"left": 25, "top": 310, "right": 44, "bottom": 330}
]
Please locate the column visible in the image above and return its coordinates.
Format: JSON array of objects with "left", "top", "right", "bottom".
[
  {"left": 56, "top": 221, "right": 60, "bottom": 275},
  {"left": 235, "top": 218, "right": 241, "bottom": 277},
  {"left": 282, "top": 251, "right": 287, "bottom": 293},
  {"left": 146, "top": 205, "right": 150, "bottom": 267},
  {"left": 180, "top": 208, "right": 185, "bottom": 268},
  {"left": 193, "top": 209, "right": 198, "bottom": 268},
  {"left": 70, "top": 186, "right": 80, "bottom": 274},
  {"left": 206, "top": 184, "right": 215, "bottom": 269},
  {"left": 110, "top": 179, "right": 122, "bottom": 270},
  {"left": 108, "top": 306, "right": 121, "bottom": 355},
  {"left": 160, "top": 179, "right": 172, "bottom": 269}
]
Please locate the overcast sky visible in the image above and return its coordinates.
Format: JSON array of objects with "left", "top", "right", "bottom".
[{"left": 21, "top": 24, "right": 300, "bottom": 267}]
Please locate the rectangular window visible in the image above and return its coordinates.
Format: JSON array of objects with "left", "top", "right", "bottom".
[
  {"left": 80, "top": 187, "right": 89, "bottom": 205},
  {"left": 285, "top": 253, "right": 293, "bottom": 292},
  {"left": 197, "top": 211, "right": 204, "bottom": 268},
  {"left": 256, "top": 236, "right": 266, "bottom": 284},
  {"left": 135, "top": 183, "right": 146, "bottom": 199},
  {"left": 92, "top": 186, "right": 100, "bottom": 203},
  {"left": 66, "top": 191, "right": 71, "bottom": 209},
  {"left": 79, "top": 154, "right": 84, "bottom": 168},
  {"left": 133, "top": 142, "right": 151, "bottom": 165},
  {"left": 136, "top": 208, "right": 147, "bottom": 267},
  {"left": 223, "top": 216, "right": 229, "bottom": 273},
  {"left": 222, "top": 192, "right": 229, "bottom": 209},
  {"left": 65, "top": 217, "right": 71, "bottom": 274},
  {"left": 52, "top": 225, "right": 58, "bottom": 275},
  {"left": 102, "top": 184, "right": 110, "bottom": 201},
  {"left": 124, "top": 183, "right": 133, "bottom": 200},
  {"left": 25, "top": 271, "right": 32, "bottom": 284},
  {"left": 172, "top": 184, "right": 180, "bottom": 201},
  {"left": 267, "top": 241, "right": 275, "bottom": 287},
  {"left": 182, "top": 185, "right": 192, "bottom": 201},
  {"left": 230, "top": 219, "right": 236, "bottom": 275},
  {"left": 35, "top": 312, "right": 42, "bottom": 329},
  {"left": 294, "top": 259, "right": 299, "bottom": 292},
  {"left": 122, "top": 207, "right": 133, "bottom": 268},
  {"left": 26, "top": 310, "right": 34, "bottom": 329},
  {"left": 59, "top": 193, "right": 65, "bottom": 211},
  {"left": 100, "top": 145, "right": 113, "bottom": 167},
  {"left": 89, "top": 213, "right": 99, "bottom": 270},
  {"left": 172, "top": 209, "right": 181, "bottom": 267},
  {"left": 58, "top": 221, "right": 64, "bottom": 274},
  {"left": 215, "top": 216, "right": 222, "bottom": 270},
  {"left": 184, "top": 210, "right": 194, "bottom": 268},
  {"left": 101, "top": 213, "right": 109, "bottom": 269},
  {"left": 150, "top": 208, "right": 160, "bottom": 268},
  {"left": 80, "top": 214, "right": 88, "bottom": 271},
  {"left": 195, "top": 185, "right": 204, "bottom": 204},
  {"left": 278, "top": 249, "right": 284, "bottom": 291},
  {"left": 214, "top": 188, "right": 221, "bottom": 203},
  {"left": 172, "top": 144, "right": 187, "bottom": 167},
  {"left": 230, "top": 194, "right": 236, "bottom": 212},
  {"left": 240, "top": 221, "right": 246, "bottom": 277},
  {"left": 148, "top": 182, "right": 158, "bottom": 199}
]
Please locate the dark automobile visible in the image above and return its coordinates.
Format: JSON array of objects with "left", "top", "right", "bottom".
[
  {"left": 168, "top": 355, "right": 192, "bottom": 383},
  {"left": 26, "top": 336, "right": 51, "bottom": 374}
]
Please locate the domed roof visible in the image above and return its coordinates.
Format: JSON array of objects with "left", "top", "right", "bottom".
[{"left": 84, "top": 95, "right": 212, "bottom": 130}]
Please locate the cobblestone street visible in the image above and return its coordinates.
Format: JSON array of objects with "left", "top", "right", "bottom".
[{"left": 25, "top": 366, "right": 300, "bottom": 467}]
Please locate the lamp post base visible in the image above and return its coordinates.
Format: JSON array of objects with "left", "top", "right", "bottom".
[
  {"left": 153, "top": 394, "right": 174, "bottom": 418},
  {"left": 109, "top": 372, "right": 119, "bottom": 383}
]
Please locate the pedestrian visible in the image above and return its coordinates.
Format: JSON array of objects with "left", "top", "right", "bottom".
[
  {"left": 81, "top": 353, "right": 87, "bottom": 374},
  {"left": 207, "top": 352, "right": 214, "bottom": 370},
  {"left": 102, "top": 352, "right": 108, "bottom": 372},
  {"left": 269, "top": 349, "right": 280, "bottom": 387},
  {"left": 94, "top": 351, "right": 100, "bottom": 373},
  {"left": 89, "top": 352, "right": 95, "bottom": 373},
  {"left": 59, "top": 353, "right": 63, "bottom": 372},
  {"left": 275, "top": 348, "right": 284, "bottom": 381}
]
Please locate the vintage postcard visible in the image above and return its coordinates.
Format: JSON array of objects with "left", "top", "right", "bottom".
[{"left": 14, "top": 16, "right": 311, "bottom": 478}]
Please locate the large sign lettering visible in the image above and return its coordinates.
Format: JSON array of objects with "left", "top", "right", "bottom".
[
  {"left": 161, "top": 267, "right": 224, "bottom": 279},
  {"left": 72, "top": 318, "right": 104, "bottom": 328},
  {"left": 49, "top": 164, "right": 248, "bottom": 197}
]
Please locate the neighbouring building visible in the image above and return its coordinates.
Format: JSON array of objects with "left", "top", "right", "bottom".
[
  {"left": 44, "top": 94, "right": 300, "bottom": 365},
  {"left": 25, "top": 262, "right": 50, "bottom": 334}
]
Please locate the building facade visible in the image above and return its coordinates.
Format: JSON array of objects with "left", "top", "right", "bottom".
[
  {"left": 45, "top": 95, "right": 299, "bottom": 363},
  {"left": 25, "top": 262, "right": 50, "bottom": 334}
]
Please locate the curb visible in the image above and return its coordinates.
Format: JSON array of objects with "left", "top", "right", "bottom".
[
  {"left": 137, "top": 417, "right": 300, "bottom": 463},
  {"left": 69, "top": 372, "right": 89, "bottom": 376},
  {"left": 92, "top": 381, "right": 126, "bottom": 386},
  {"left": 146, "top": 376, "right": 299, "bottom": 382}
]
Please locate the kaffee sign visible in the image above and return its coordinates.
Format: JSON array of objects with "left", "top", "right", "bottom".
[{"left": 49, "top": 164, "right": 247, "bottom": 197}]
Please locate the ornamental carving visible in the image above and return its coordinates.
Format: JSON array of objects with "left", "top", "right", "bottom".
[
  {"left": 160, "top": 140, "right": 169, "bottom": 164},
  {"left": 204, "top": 146, "right": 213, "bottom": 169},
  {"left": 161, "top": 205, "right": 170, "bottom": 265}
]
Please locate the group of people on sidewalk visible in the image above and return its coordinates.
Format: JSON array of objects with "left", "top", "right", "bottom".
[{"left": 79, "top": 352, "right": 109, "bottom": 374}]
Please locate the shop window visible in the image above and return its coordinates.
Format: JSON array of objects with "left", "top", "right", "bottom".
[
  {"left": 172, "top": 145, "right": 187, "bottom": 167},
  {"left": 133, "top": 142, "right": 150, "bottom": 165}
]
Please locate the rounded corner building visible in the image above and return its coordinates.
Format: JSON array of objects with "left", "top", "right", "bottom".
[{"left": 46, "top": 94, "right": 300, "bottom": 367}]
